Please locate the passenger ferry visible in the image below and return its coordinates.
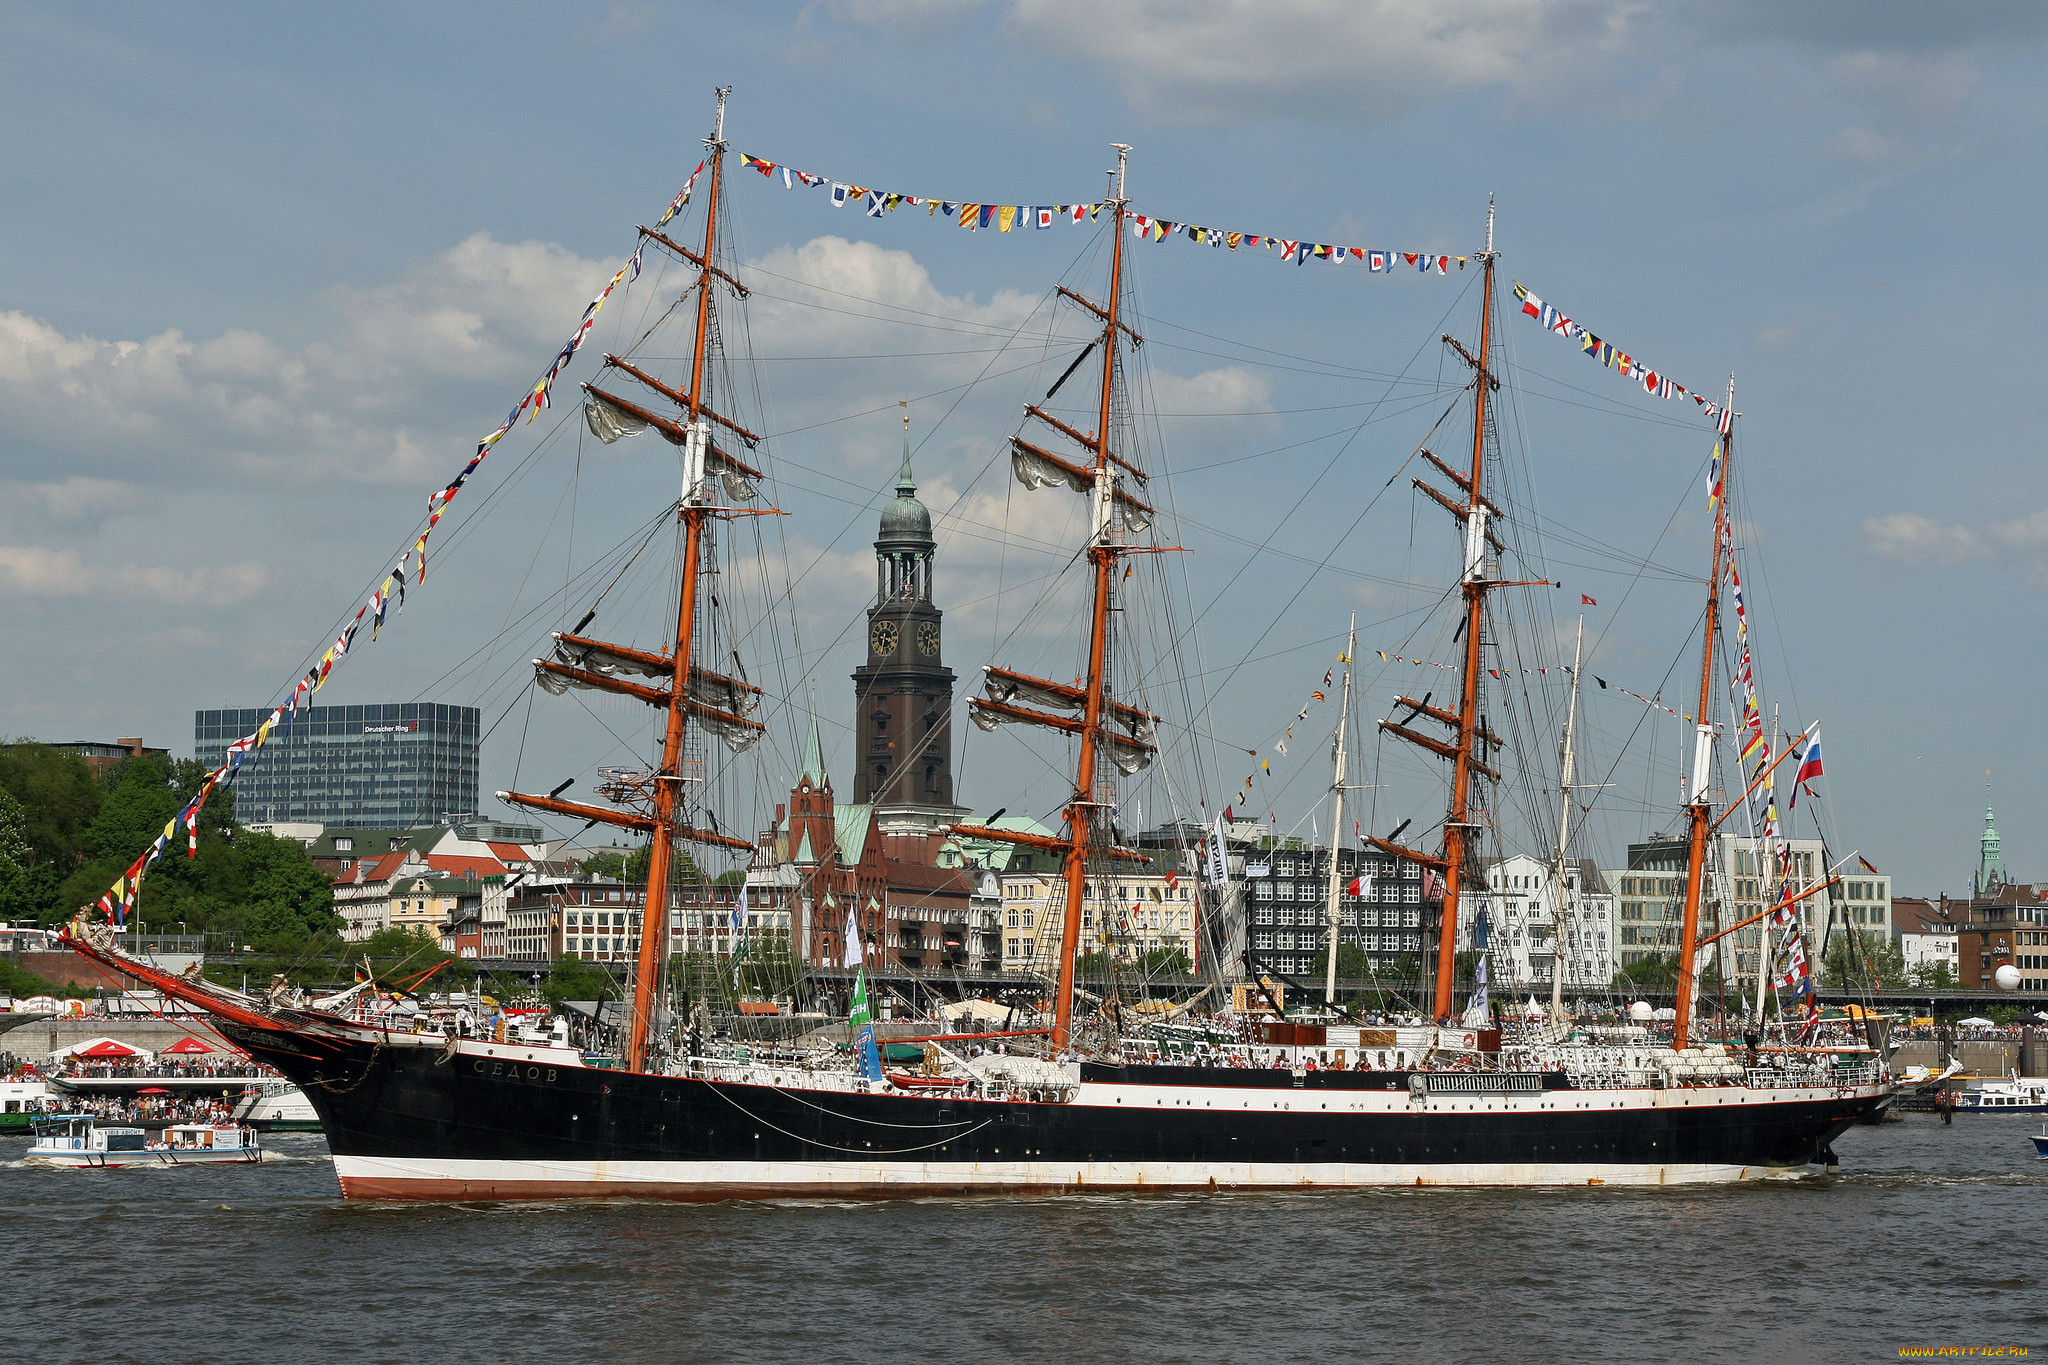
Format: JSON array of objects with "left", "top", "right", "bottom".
[
  {"left": 25, "top": 1115, "right": 263, "bottom": 1167},
  {"left": 0, "top": 1078, "right": 56, "bottom": 1133}
]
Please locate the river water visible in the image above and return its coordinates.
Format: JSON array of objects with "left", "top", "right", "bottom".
[{"left": 4, "top": 1115, "right": 2041, "bottom": 1364}]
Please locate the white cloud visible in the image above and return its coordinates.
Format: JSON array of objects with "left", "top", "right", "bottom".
[
  {"left": 0, "top": 545, "right": 267, "bottom": 604},
  {"left": 999, "top": 0, "right": 1645, "bottom": 126},
  {"left": 1862, "top": 512, "right": 1985, "bottom": 564},
  {"left": 0, "top": 233, "right": 615, "bottom": 492},
  {"left": 1828, "top": 51, "right": 1982, "bottom": 127},
  {"left": 578, "top": 2, "right": 660, "bottom": 43},
  {"left": 20, "top": 476, "right": 142, "bottom": 521},
  {"left": 1990, "top": 506, "right": 2048, "bottom": 551},
  {"left": 1863, "top": 504, "right": 2048, "bottom": 566}
]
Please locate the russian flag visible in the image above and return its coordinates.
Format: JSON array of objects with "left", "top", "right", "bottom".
[{"left": 1789, "top": 726, "right": 1824, "bottom": 806}]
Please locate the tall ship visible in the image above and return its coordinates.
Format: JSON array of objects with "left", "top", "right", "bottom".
[{"left": 62, "top": 93, "right": 1890, "bottom": 1198}]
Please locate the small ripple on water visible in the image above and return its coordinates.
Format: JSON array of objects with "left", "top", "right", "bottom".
[{"left": 5, "top": 1117, "right": 2046, "bottom": 1363}]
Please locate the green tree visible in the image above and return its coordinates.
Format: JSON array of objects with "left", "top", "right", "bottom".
[
  {"left": 0, "top": 786, "right": 37, "bottom": 922},
  {"left": 544, "top": 953, "right": 615, "bottom": 1006},
  {"left": 1613, "top": 952, "right": 1681, "bottom": 989},
  {"left": 1910, "top": 959, "right": 1960, "bottom": 990},
  {"left": 1822, "top": 926, "right": 1907, "bottom": 990},
  {"left": 239, "top": 830, "right": 341, "bottom": 950},
  {"left": 1135, "top": 946, "right": 1194, "bottom": 977},
  {"left": 0, "top": 741, "right": 101, "bottom": 871},
  {"left": 580, "top": 850, "right": 627, "bottom": 881}
]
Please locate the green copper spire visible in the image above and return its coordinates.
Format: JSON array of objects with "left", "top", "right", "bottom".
[
  {"left": 798, "top": 691, "right": 828, "bottom": 789},
  {"left": 1978, "top": 802, "right": 2003, "bottom": 894}
]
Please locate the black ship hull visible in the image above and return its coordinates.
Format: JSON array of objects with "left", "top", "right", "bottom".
[{"left": 221, "top": 1023, "right": 1886, "bottom": 1200}]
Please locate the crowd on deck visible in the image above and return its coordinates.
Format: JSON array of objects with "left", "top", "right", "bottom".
[
  {"left": 46, "top": 1058, "right": 270, "bottom": 1080},
  {"left": 59, "top": 1092, "right": 239, "bottom": 1126}
]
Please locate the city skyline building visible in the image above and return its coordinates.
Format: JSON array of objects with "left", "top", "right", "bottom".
[{"left": 194, "top": 702, "right": 479, "bottom": 830}]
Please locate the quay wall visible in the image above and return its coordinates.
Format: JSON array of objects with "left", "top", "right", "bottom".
[{"left": 1890, "top": 1041, "right": 2023, "bottom": 1075}]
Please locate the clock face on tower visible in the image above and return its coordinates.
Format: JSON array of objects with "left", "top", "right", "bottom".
[
  {"left": 869, "top": 619, "right": 899, "bottom": 656},
  {"left": 917, "top": 622, "right": 941, "bottom": 657}
]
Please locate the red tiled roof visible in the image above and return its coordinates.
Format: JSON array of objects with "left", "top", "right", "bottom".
[
  {"left": 486, "top": 841, "right": 535, "bottom": 861},
  {"left": 425, "top": 855, "right": 507, "bottom": 878},
  {"left": 334, "top": 849, "right": 413, "bottom": 886}
]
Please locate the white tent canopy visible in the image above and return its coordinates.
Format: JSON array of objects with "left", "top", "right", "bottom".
[
  {"left": 1954, "top": 1016, "right": 1997, "bottom": 1027},
  {"left": 937, "top": 999, "right": 1013, "bottom": 1022}
]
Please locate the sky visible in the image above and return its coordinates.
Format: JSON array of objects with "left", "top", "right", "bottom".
[{"left": 3, "top": 0, "right": 2045, "bottom": 896}]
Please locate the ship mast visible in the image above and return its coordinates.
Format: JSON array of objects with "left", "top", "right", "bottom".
[
  {"left": 1048, "top": 144, "right": 1131, "bottom": 1054},
  {"left": 1672, "top": 379, "right": 1736, "bottom": 1051},
  {"left": 950, "top": 144, "right": 1161, "bottom": 1054},
  {"left": 1321, "top": 616, "right": 1357, "bottom": 1004},
  {"left": 1368, "top": 202, "right": 1504, "bottom": 1023},
  {"left": 499, "top": 88, "right": 763, "bottom": 1074},
  {"left": 1548, "top": 615, "right": 1585, "bottom": 1028}
]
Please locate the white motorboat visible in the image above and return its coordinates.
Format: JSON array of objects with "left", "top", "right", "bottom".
[
  {"left": 25, "top": 1115, "right": 263, "bottom": 1166},
  {"left": 231, "top": 1080, "right": 321, "bottom": 1131},
  {"left": 1952, "top": 1073, "right": 2048, "bottom": 1114}
]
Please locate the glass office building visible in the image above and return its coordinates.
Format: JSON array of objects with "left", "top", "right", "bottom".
[{"left": 194, "top": 703, "right": 479, "bottom": 829}]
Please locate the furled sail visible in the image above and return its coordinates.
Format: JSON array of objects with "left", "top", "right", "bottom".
[{"left": 584, "top": 393, "right": 650, "bottom": 444}]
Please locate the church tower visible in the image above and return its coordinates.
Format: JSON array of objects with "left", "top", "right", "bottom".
[
  {"left": 851, "top": 422, "right": 963, "bottom": 830},
  {"left": 1977, "top": 803, "right": 2004, "bottom": 895}
]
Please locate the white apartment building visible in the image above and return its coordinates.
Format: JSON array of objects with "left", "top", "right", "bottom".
[
  {"left": 1000, "top": 870, "right": 1199, "bottom": 972},
  {"left": 1606, "top": 834, "right": 1889, "bottom": 977},
  {"left": 1479, "top": 854, "right": 1616, "bottom": 989}
]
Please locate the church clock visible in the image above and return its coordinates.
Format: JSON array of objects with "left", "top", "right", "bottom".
[
  {"left": 916, "top": 622, "right": 940, "bottom": 657},
  {"left": 869, "top": 619, "right": 899, "bottom": 656}
]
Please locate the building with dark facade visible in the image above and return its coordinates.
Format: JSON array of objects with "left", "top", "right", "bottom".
[
  {"left": 851, "top": 441, "right": 965, "bottom": 831},
  {"left": 193, "top": 702, "right": 479, "bottom": 829},
  {"left": 1240, "top": 843, "right": 1421, "bottom": 978}
]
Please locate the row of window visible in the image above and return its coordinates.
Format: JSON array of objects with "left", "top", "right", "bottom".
[
  {"left": 1249, "top": 905, "right": 1424, "bottom": 929},
  {"left": 1005, "top": 938, "right": 1187, "bottom": 960},
  {"left": 1251, "top": 930, "right": 1422, "bottom": 953},
  {"left": 1249, "top": 881, "right": 1420, "bottom": 903}
]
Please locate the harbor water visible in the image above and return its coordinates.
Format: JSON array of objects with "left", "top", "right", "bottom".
[{"left": 4, "top": 1116, "right": 2042, "bottom": 1363}]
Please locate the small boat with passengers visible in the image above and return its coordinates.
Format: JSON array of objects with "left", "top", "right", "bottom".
[{"left": 25, "top": 1114, "right": 263, "bottom": 1167}]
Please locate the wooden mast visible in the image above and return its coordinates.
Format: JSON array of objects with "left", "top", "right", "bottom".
[
  {"left": 1672, "top": 380, "right": 1734, "bottom": 1051},
  {"left": 1050, "top": 143, "right": 1131, "bottom": 1054},
  {"left": 625, "top": 87, "right": 730, "bottom": 1074},
  {"left": 1429, "top": 205, "right": 1498, "bottom": 1023}
]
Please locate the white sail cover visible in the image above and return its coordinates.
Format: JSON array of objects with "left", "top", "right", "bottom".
[
  {"left": 1011, "top": 444, "right": 1089, "bottom": 494},
  {"left": 537, "top": 638, "right": 759, "bottom": 731},
  {"left": 694, "top": 706, "right": 763, "bottom": 754},
  {"left": 981, "top": 670, "right": 1156, "bottom": 746},
  {"left": 584, "top": 394, "right": 649, "bottom": 444},
  {"left": 552, "top": 635, "right": 669, "bottom": 681},
  {"left": 690, "top": 669, "right": 760, "bottom": 718},
  {"left": 971, "top": 700, "right": 1154, "bottom": 774},
  {"left": 585, "top": 395, "right": 756, "bottom": 502},
  {"left": 983, "top": 669, "right": 1079, "bottom": 712}
]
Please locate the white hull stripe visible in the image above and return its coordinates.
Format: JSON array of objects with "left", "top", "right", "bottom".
[{"left": 332, "top": 1154, "right": 1816, "bottom": 1199}]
